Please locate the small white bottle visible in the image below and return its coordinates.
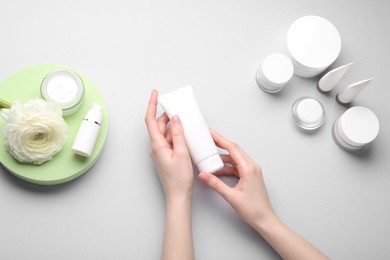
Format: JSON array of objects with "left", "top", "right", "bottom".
[{"left": 72, "top": 103, "right": 103, "bottom": 157}]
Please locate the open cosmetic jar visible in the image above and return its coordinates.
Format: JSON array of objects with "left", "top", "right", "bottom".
[
  {"left": 41, "top": 70, "right": 85, "bottom": 116},
  {"left": 333, "top": 106, "right": 379, "bottom": 151}
]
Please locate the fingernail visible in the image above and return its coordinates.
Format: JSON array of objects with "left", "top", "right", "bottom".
[
  {"left": 198, "top": 172, "right": 208, "bottom": 182},
  {"left": 171, "top": 115, "right": 181, "bottom": 124}
]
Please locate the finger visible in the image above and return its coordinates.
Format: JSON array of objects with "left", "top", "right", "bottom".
[
  {"left": 165, "top": 130, "right": 172, "bottom": 146},
  {"left": 220, "top": 154, "right": 236, "bottom": 167},
  {"left": 213, "top": 166, "right": 239, "bottom": 177},
  {"left": 198, "top": 172, "right": 232, "bottom": 200},
  {"left": 210, "top": 129, "right": 251, "bottom": 164},
  {"left": 145, "top": 90, "right": 164, "bottom": 142},
  {"left": 170, "top": 115, "right": 189, "bottom": 156},
  {"left": 157, "top": 113, "right": 170, "bottom": 135},
  {"left": 218, "top": 154, "right": 239, "bottom": 176}
]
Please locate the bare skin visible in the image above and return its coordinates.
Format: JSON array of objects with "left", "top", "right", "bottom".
[
  {"left": 145, "top": 89, "right": 194, "bottom": 260},
  {"left": 198, "top": 129, "right": 329, "bottom": 260},
  {"left": 145, "top": 89, "right": 328, "bottom": 260}
]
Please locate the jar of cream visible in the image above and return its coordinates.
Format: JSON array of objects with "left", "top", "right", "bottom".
[
  {"left": 41, "top": 70, "right": 85, "bottom": 116},
  {"left": 332, "top": 106, "right": 379, "bottom": 151},
  {"left": 292, "top": 97, "right": 325, "bottom": 130},
  {"left": 256, "top": 53, "right": 294, "bottom": 93},
  {"left": 287, "top": 16, "right": 341, "bottom": 78}
]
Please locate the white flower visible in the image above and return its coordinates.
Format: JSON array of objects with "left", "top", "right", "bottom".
[{"left": 1, "top": 98, "right": 69, "bottom": 165}]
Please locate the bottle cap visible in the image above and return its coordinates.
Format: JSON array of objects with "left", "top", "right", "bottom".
[
  {"left": 197, "top": 154, "right": 224, "bottom": 173},
  {"left": 86, "top": 103, "right": 103, "bottom": 123},
  {"left": 91, "top": 103, "right": 103, "bottom": 113}
]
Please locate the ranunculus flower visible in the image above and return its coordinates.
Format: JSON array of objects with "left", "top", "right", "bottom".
[{"left": 1, "top": 98, "right": 69, "bottom": 165}]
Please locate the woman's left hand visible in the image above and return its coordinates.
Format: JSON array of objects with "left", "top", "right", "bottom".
[{"left": 145, "top": 89, "right": 194, "bottom": 201}]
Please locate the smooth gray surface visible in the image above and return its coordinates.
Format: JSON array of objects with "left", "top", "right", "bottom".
[{"left": 1, "top": 0, "right": 389, "bottom": 259}]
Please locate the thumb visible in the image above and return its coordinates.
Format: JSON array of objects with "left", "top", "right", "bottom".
[
  {"left": 170, "top": 115, "right": 188, "bottom": 155},
  {"left": 198, "top": 172, "right": 232, "bottom": 200}
]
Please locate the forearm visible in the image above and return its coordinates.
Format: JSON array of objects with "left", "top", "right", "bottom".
[
  {"left": 253, "top": 214, "right": 328, "bottom": 260},
  {"left": 162, "top": 196, "right": 194, "bottom": 260}
]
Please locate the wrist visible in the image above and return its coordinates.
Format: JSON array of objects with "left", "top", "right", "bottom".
[
  {"left": 251, "top": 210, "right": 282, "bottom": 235},
  {"left": 165, "top": 193, "right": 193, "bottom": 225},
  {"left": 165, "top": 192, "right": 192, "bottom": 208}
]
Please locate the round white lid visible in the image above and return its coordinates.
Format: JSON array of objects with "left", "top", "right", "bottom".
[
  {"left": 292, "top": 97, "right": 325, "bottom": 130},
  {"left": 339, "top": 106, "right": 379, "bottom": 146},
  {"left": 262, "top": 53, "right": 294, "bottom": 86},
  {"left": 287, "top": 16, "right": 341, "bottom": 69}
]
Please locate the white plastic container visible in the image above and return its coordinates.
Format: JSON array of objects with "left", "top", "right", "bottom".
[
  {"left": 287, "top": 16, "right": 341, "bottom": 78},
  {"left": 317, "top": 62, "right": 353, "bottom": 93},
  {"left": 158, "top": 85, "right": 223, "bottom": 173},
  {"left": 332, "top": 106, "right": 379, "bottom": 151},
  {"left": 292, "top": 97, "right": 325, "bottom": 130},
  {"left": 336, "top": 78, "right": 374, "bottom": 105},
  {"left": 72, "top": 103, "right": 103, "bottom": 157},
  {"left": 256, "top": 53, "right": 294, "bottom": 93}
]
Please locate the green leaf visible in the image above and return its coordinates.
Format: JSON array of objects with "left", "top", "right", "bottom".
[{"left": 0, "top": 98, "right": 12, "bottom": 109}]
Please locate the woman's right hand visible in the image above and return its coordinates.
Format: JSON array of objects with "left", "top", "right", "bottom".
[
  {"left": 199, "top": 129, "right": 329, "bottom": 260},
  {"left": 198, "top": 129, "right": 276, "bottom": 229}
]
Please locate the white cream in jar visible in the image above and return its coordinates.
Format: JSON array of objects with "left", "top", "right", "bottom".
[{"left": 41, "top": 70, "right": 85, "bottom": 116}]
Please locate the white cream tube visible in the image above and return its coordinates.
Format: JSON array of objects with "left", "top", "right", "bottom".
[{"left": 158, "top": 85, "right": 223, "bottom": 173}]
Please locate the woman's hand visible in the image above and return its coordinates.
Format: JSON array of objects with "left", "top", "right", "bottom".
[
  {"left": 145, "top": 89, "right": 195, "bottom": 260},
  {"left": 199, "top": 129, "right": 328, "bottom": 260},
  {"left": 145, "top": 89, "right": 194, "bottom": 201},
  {"left": 198, "top": 129, "right": 275, "bottom": 229}
]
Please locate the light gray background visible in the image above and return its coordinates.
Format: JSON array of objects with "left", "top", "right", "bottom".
[{"left": 1, "top": 0, "right": 389, "bottom": 259}]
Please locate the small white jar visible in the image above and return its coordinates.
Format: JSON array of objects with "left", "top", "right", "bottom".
[
  {"left": 287, "top": 16, "right": 341, "bottom": 78},
  {"left": 256, "top": 53, "right": 294, "bottom": 93},
  {"left": 41, "top": 70, "right": 85, "bottom": 116},
  {"left": 333, "top": 106, "right": 379, "bottom": 151},
  {"left": 292, "top": 97, "right": 325, "bottom": 130}
]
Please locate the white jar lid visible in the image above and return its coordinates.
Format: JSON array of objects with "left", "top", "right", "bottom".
[
  {"left": 256, "top": 53, "right": 293, "bottom": 93},
  {"left": 262, "top": 53, "right": 294, "bottom": 86},
  {"left": 292, "top": 97, "right": 325, "bottom": 130},
  {"left": 287, "top": 16, "right": 341, "bottom": 77},
  {"left": 338, "top": 106, "right": 379, "bottom": 146}
]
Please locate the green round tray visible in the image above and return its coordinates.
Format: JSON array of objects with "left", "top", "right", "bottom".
[{"left": 0, "top": 64, "right": 108, "bottom": 185}]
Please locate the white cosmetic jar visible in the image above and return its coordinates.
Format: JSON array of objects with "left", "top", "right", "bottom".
[
  {"left": 256, "top": 53, "right": 294, "bottom": 93},
  {"left": 292, "top": 97, "right": 325, "bottom": 130},
  {"left": 333, "top": 106, "right": 379, "bottom": 151},
  {"left": 287, "top": 16, "right": 341, "bottom": 78},
  {"left": 41, "top": 70, "right": 85, "bottom": 116}
]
